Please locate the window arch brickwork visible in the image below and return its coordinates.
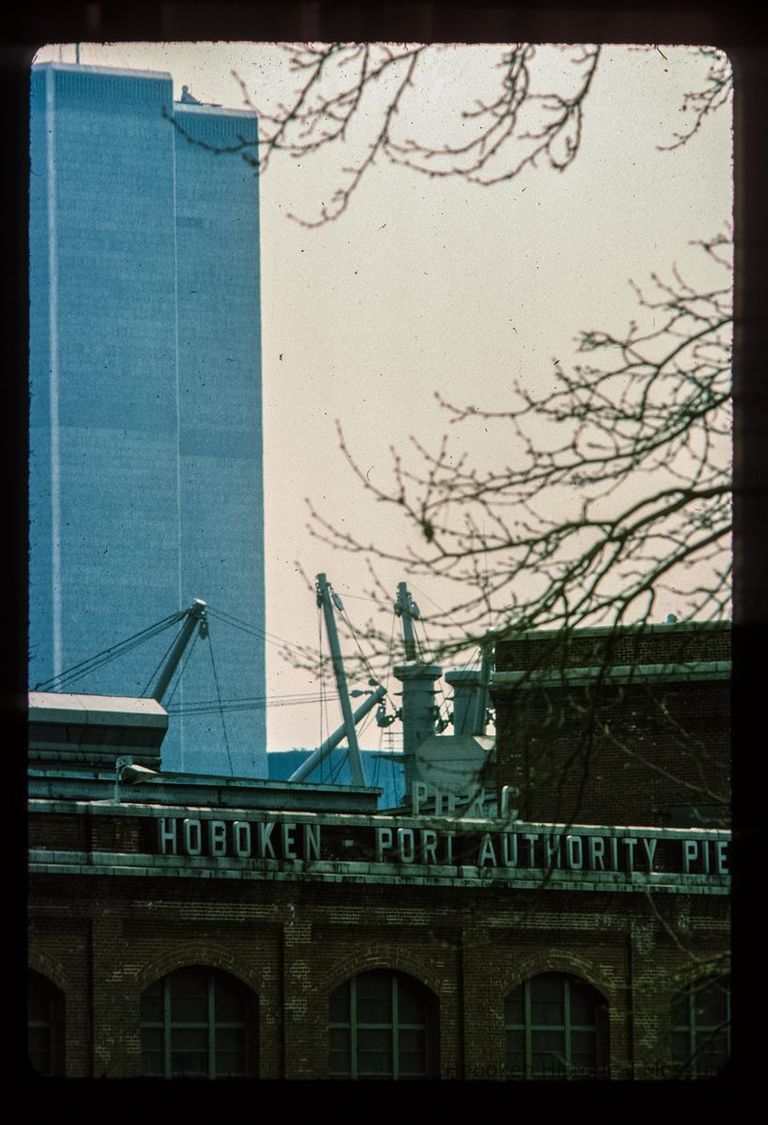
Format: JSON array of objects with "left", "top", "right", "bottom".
[
  {"left": 505, "top": 972, "right": 609, "bottom": 1080},
  {"left": 140, "top": 965, "right": 257, "bottom": 1079},
  {"left": 329, "top": 969, "right": 438, "bottom": 1080}
]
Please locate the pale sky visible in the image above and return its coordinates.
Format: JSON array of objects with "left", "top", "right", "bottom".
[{"left": 33, "top": 42, "right": 733, "bottom": 751}]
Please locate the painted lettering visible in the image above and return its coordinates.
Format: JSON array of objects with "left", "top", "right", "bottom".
[
  {"left": 502, "top": 833, "right": 518, "bottom": 868},
  {"left": 420, "top": 829, "right": 438, "bottom": 864},
  {"left": 375, "top": 826, "right": 393, "bottom": 862},
  {"left": 524, "top": 833, "right": 539, "bottom": 865},
  {"left": 566, "top": 835, "right": 584, "bottom": 870},
  {"left": 183, "top": 818, "right": 202, "bottom": 855},
  {"left": 544, "top": 834, "right": 561, "bottom": 869},
  {"left": 397, "top": 828, "right": 416, "bottom": 864},
  {"left": 303, "top": 823, "right": 321, "bottom": 862},
  {"left": 209, "top": 820, "right": 227, "bottom": 857},
  {"left": 233, "top": 821, "right": 251, "bottom": 857},
  {"left": 258, "top": 822, "right": 276, "bottom": 859},
  {"left": 588, "top": 836, "right": 605, "bottom": 870},
  {"left": 683, "top": 840, "right": 699, "bottom": 873},
  {"left": 478, "top": 833, "right": 497, "bottom": 866},
  {"left": 411, "top": 782, "right": 428, "bottom": 815},
  {"left": 623, "top": 838, "right": 638, "bottom": 872},
  {"left": 282, "top": 823, "right": 297, "bottom": 859},
  {"left": 158, "top": 818, "right": 177, "bottom": 856}
]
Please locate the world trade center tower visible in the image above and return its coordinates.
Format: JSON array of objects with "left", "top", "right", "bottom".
[{"left": 29, "top": 62, "right": 266, "bottom": 775}]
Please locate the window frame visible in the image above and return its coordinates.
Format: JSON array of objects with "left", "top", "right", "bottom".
[
  {"left": 671, "top": 975, "right": 730, "bottom": 1078},
  {"left": 140, "top": 965, "right": 256, "bottom": 1079},
  {"left": 28, "top": 970, "right": 65, "bottom": 1077},
  {"left": 504, "top": 972, "right": 609, "bottom": 1080},
  {"left": 329, "top": 969, "right": 437, "bottom": 1080}
]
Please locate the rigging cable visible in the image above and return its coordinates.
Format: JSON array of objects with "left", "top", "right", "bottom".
[
  {"left": 33, "top": 611, "right": 183, "bottom": 691},
  {"left": 167, "top": 692, "right": 327, "bottom": 716},
  {"left": 205, "top": 604, "right": 318, "bottom": 662},
  {"left": 207, "top": 628, "right": 234, "bottom": 777}
]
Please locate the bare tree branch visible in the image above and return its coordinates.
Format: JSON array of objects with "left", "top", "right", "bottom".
[
  {"left": 307, "top": 233, "right": 732, "bottom": 657},
  {"left": 220, "top": 43, "right": 731, "bottom": 226}
]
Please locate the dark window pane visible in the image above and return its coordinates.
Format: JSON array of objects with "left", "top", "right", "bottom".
[
  {"left": 141, "top": 1051, "right": 164, "bottom": 1077},
  {"left": 141, "top": 1027, "right": 163, "bottom": 1051},
  {"left": 358, "top": 1050, "right": 391, "bottom": 1076},
  {"left": 141, "top": 967, "right": 255, "bottom": 1079},
  {"left": 399, "top": 1028, "right": 426, "bottom": 1053},
  {"left": 328, "top": 971, "right": 437, "bottom": 1080},
  {"left": 532, "top": 1052, "right": 567, "bottom": 1079},
  {"left": 329, "top": 1051, "right": 351, "bottom": 1077},
  {"left": 506, "top": 974, "right": 608, "bottom": 1082},
  {"left": 671, "top": 993, "right": 689, "bottom": 1026},
  {"left": 506, "top": 1054, "right": 525, "bottom": 1080},
  {"left": 172, "top": 1027, "right": 208, "bottom": 1053},
  {"left": 28, "top": 973, "right": 64, "bottom": 1078},
  {"left": 172, "top": 995, "right": 208, "bottom": 1022},
  {"left": 571, "top": 1050, "right": 600, "bottom": 1073},
  {"left": 571, "top": 983, "right": 603, "bottom": 1025},
  {"left": 399, "top": 1051, "right": 427, "bottom": 1076},
  {"left": 172, "top": 1055, "right": 208, "bottom": 1078},
  {"left": 506, "top": 1031, "right": 524, "bottom": 1056},
  {"left": 571, "top": 1030, "right": 598, "bottom": 1058},
  {"left": 357, "top": 973, "right": 391, "bottom": 1024},
  {"left": 141, "top": 991, "right": 164, "bottom": 1022},
  {"left": 694, "top": 987, "right": 727, "bottom": 1026},
  {"left": 358, "top": 1028, "right": 390, "bottom": 1053},
  {"left": 505, "top": 992, "right": 524, "bottom": 1025},
  {"left": 671, "top": 976, "right": 730, "bottom": 1077},
  {"left": 398, "top": 982, "right": 427, "bottom": 1025},
  {"left": 533, "top": 975, "right": 564, "bottom": 1001},
  {"left": 531, "top": 1000, "right": 563, "bottom": 1025},
  {"left": 532, "top": 1029, "right": 565, "bottom": 1053},
  {"left": 330, "top": 1027, "right": 350, "bottom": 1052},
  {"left": 28, "top": 990, "right": 50, "bottom": 1022},
  {"left": 215, "top": 1051, "right": 246, "bottom": 1077},
  {"left": 357, "top": 972, "right": 390, "bottom": 1001},
  {"left": 215, "top": 991, "right": 245, "bottom": 1023},
  {"left": 215, "top": 1027, "right": 245, "bottom": 1052},
  {"left": 671, "top": 1030, "right": 692, "bottom": 1062},
  {"left": 330, "top": 979, "right": 350, "bottom": 1021}
]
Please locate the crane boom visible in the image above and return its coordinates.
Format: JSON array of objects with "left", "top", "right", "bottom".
[{"left": 150, "top": 598, "right": 207, "bottom": 702}]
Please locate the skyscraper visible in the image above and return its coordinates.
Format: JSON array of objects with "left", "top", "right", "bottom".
[{"left": 29, "top": 62, "right": 266, "bottom": 775}]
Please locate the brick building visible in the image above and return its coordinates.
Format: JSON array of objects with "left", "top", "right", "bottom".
[{"left": 28, "top": 622, "right": 730, "bottom": 1080}]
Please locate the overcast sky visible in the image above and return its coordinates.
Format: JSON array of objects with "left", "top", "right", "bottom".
[{"left": 33, "top": 42, "right": 732, "bottom": 751}]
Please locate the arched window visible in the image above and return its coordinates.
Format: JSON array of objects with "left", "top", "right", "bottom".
[
  {"left": 140, "top": 966, "right": 256, "bottom": 1078},
  {"left": 329, "top": 970, "right": 438, "bottom": 1079},
  {"left": 671, "top": 975, "right": 730, "bottom": 1077},
  {"left": 28, "top": 971, "right": 65, "bottom": 1077},
  {"left": 505, "top": 972, "right": 609, "bottom": 1080}
]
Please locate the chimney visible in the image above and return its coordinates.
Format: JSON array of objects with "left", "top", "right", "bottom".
[
  {"left": 393, "top": 660, "right": 442, "bottom": 793},
  {"left": 445, "top": 668, "right": 488, "bottom": 736}
]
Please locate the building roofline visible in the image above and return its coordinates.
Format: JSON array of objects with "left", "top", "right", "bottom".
[
  {"left": 495, "top": 620, "right": 730, "bottom": 642},
  {"left": 32, "top": 61, "right": 172, "bottom": 82},
  {"left": 175, "top": 102, "right": 257, "bottom": 119}
]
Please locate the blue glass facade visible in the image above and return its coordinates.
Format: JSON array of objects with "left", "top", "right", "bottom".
[{"left": 29, "top": 64, "right": 266, "bottom": 775}]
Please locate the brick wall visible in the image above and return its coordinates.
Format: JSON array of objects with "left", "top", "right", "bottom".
[
  {"left": 492, "top": 623, "right": 730, "bottom": 827},
  {"left": 29, "top": 871, "right": 729, "bottom": 1079}
]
